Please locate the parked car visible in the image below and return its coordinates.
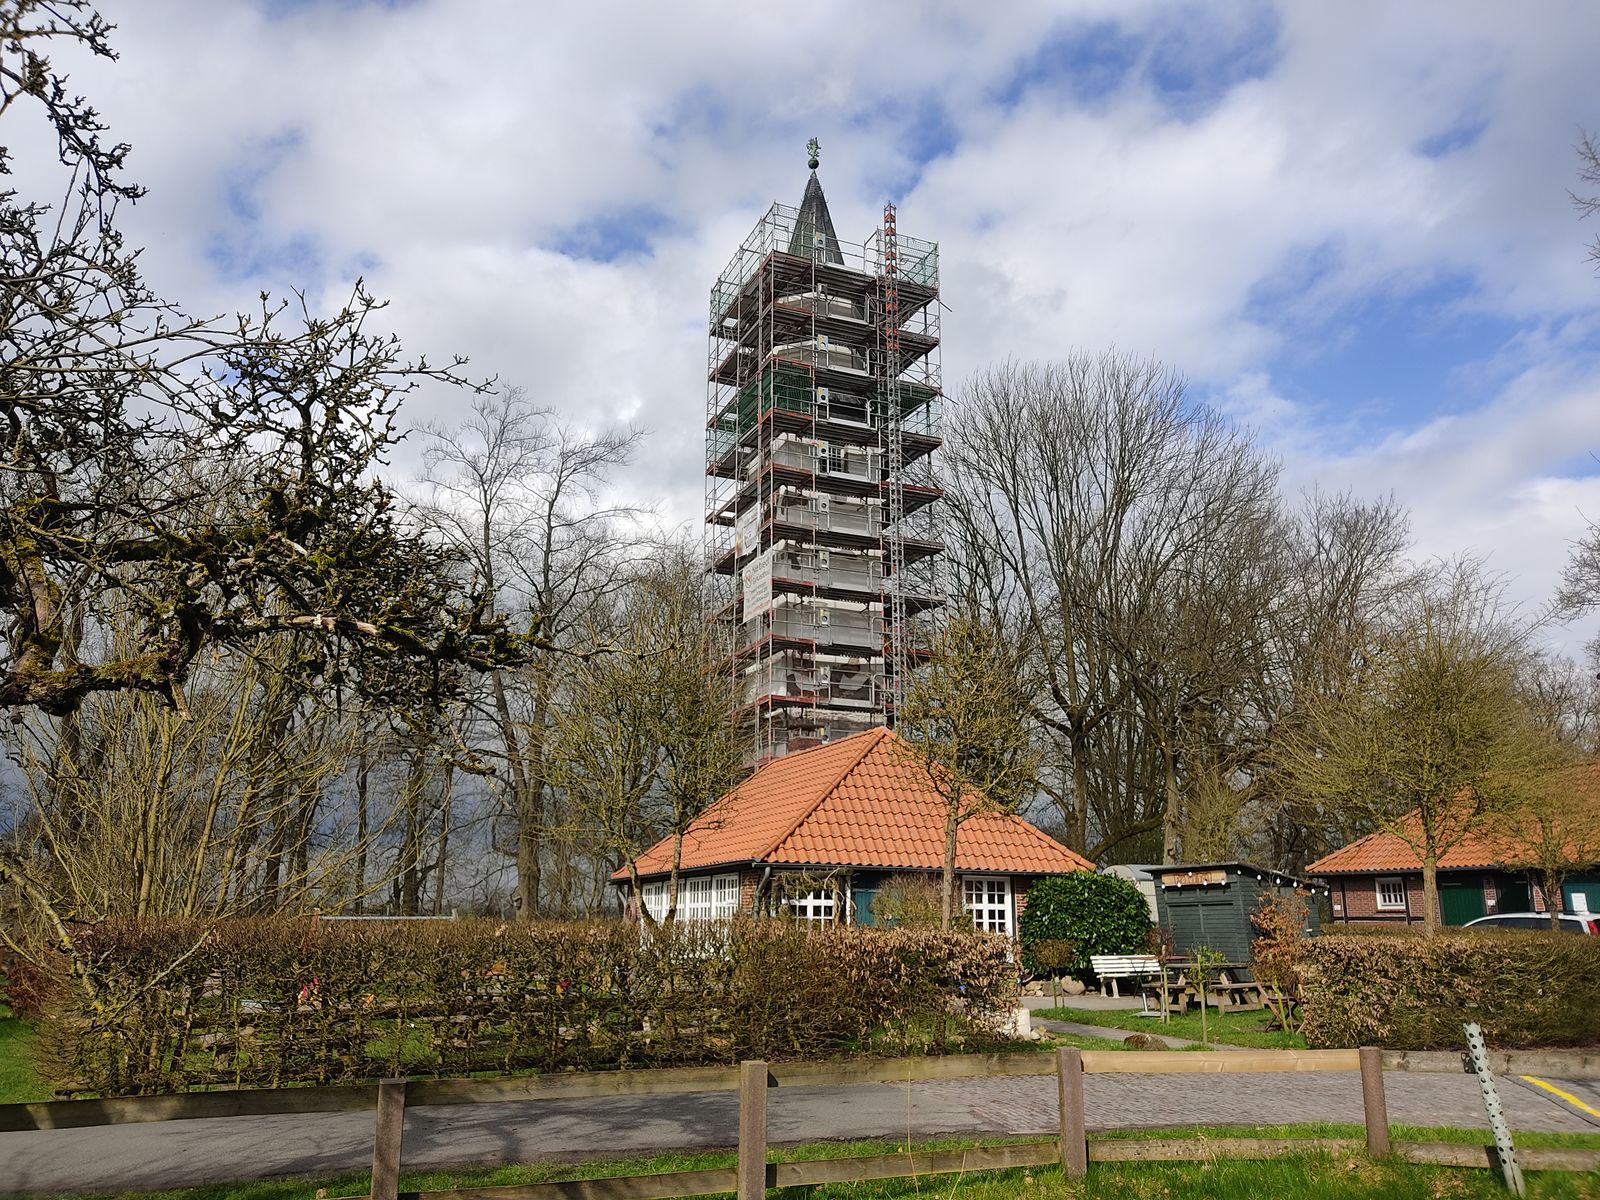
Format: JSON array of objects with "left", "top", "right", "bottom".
[{"left": 1463, "top": 911, "right": 1600, "bottom": 934}]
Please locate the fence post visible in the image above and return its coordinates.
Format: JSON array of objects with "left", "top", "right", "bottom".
[
  {"left": 370, "top": 1078, "right": 407, "bottom": 1200},
  {"left": 1358, "top": 1047, "right": 1389, "bottom": 1156},
  {"left": 738, "top": 1060, "right": 770, "bottom": 1200},
  {"left": 1056, "top": 1046, "right": 1087, "bottom": 1179}
]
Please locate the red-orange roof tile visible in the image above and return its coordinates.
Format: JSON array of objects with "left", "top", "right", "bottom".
[
  {"left": 1307, "top": 763, "right": 1600, "bottom": 876},
  {"left": 617, "top": 727, "right": 1093, "bottom": 879},
  {"left": 1306, "top": 820, "right": 1504, "bottom": 875}
]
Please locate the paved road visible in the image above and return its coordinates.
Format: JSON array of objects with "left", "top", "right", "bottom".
[{"left": 3, "top": 1067, "right": 1596, "bottom": 1197}]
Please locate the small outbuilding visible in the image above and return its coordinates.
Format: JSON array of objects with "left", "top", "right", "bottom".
[{"left": 1148, "top": 862, "right": 1324, "bottom": 964}]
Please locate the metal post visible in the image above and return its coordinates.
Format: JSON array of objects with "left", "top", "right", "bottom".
[
  {"left": 1358, "top": 1047, "right": 1390, "bottom": 1156},
  {"left": 738, "top": 1060, "right": 770, "bottom": 1200},
  {"left": 369, "top": 1078, "right": 407, "bottom": 1200},
  {"left": 1464, "top": 1022, "right": 1525, "bottom": 1196},
  {"left": 1056, "top": 1046, "right": 1087, "bottom": 1179}
]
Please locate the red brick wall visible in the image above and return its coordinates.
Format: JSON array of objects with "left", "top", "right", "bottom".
[
  {"left": 1328, "top": 873, "right": 1429, "bottom": 925},
  {"left": 739, "top": 867, "right": 763, "bottom": 916}
]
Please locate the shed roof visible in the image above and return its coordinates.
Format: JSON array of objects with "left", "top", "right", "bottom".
[
  {"left": 616, "top": 727, "right": 1093, "bottom": 880},
  {"left": 1145, "top": 862, "right": 1317, "bottom": 889}
]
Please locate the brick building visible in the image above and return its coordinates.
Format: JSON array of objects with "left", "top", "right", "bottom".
[
  {"left": 1308, "top": 780, "right": 1600, "bottom": 927},
  {"left": 613, "top": 727, "right": 1091, "bottom": 935}
]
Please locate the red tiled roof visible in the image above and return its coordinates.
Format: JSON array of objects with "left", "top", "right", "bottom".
[
  {"left": 1306, "top": 819, "right": 1504, "bottom": 875},
  {"left": 616, "top": 727, "right": 1093, "bottom": 879},
  {"left": 1306, "top": 763, "right": 1600, "bottom": 876}
]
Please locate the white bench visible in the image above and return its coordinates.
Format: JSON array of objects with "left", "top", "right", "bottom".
[{"left": 1089, "top": 954, "right": 1161, "bottom": 998}]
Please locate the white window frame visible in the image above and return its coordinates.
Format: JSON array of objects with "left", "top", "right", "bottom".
[
  {"left": 639, "top": 873, "right": 740, "bottom": 923},
  {"left": 787, "top": 888, "right": 837, "bottom": 923},
  {"left": 1376, "top": 876, "right": 1407, "bottom": 912},
  {"left": 962, "top": 875, "right": 1013, "bottom": 935}
]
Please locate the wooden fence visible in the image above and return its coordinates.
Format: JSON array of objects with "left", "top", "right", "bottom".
[{"left": 5, "top": 1049, "right": 1600, "bottom": 1199}]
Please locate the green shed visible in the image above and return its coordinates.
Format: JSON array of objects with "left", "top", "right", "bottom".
[{"left": 1148, "top": 862, "right": 1325, "bottom": 971}]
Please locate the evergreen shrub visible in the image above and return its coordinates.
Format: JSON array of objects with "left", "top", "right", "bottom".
[
  {"left": 1019, "top": 872, "right": 1151, "bottom": 978},
  {"left": 32, "top": 917, "right": 1018, "bottom": 1096},
  {"left": 1299, "top": 932, "right": 1600, "bottom": 1049}
]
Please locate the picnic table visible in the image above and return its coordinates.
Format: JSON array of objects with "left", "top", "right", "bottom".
[{"left": 1139, "top": 960, "right": 1266, "bottom": 1016}]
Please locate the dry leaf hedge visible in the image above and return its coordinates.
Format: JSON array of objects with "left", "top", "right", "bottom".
[
  {"left": 34, "top": 918, "right": 1019, "bottom": 1096},
  {"left": 1299, "top": 931, "right": 1600, "bottom": 1049}
]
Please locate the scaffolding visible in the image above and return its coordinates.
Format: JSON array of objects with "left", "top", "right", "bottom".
[{"left": 705, "top": 174, "right": 944, "bottom": 766}]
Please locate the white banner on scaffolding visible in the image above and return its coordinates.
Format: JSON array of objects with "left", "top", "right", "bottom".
[
  {"left": 742, "top": 548, "right": 774, "bottom": 622},
  {"left": 734, "top": 506, "right": 761, "bottom": 558}
]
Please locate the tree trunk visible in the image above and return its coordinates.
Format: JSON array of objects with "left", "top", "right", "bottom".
[
  {"left": 666, "top": 833, "right": 684, "bottom": 924},
  {"left": 942, "top": 806, "right": 960, "bottom": 930},
  {"left": 492, "top": 666, "right": 537, "bottom": 921},
  {"left": 290, "top": 781, "right": 318, "bottom": 898},
  {"left": 259, "top": 777, "right": 289, "bottom": 913},
  {"left": 433, "top": 763, "right": 454, "bottom": 916},
  {"left": 1068, "top": 736, "right": 1092, "bottom": 854},
  {"left": 1160, "top": 741, "right": 1183, "bottom": 865},
  {"left": 353, "top": 747, "right": 369, "bottom": 915},
  {"left": 1545, "top": 872, "right": 1566, "bottom": 930},
  {"left": 399, "top": 743, "right": 428, "bottom": 916},
  {"left": 1421, "top": 851, "right": 1439, "bottom": 936}
]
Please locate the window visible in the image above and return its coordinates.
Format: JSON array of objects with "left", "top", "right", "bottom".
[
  {"left": 1376, "top": 877, "right": 1407, "bottom": 911},
  {"left": 639, "top": 874, "right": 739, "bottom": 922},
  {"left": 641, "top": 880, "right": 667, "bottom": 922},
  {"left": 787, "top": 889, "right": 836, "bottom": 923},
  {"left": 962, "top": 876, "right": 1013, "bottom": 935}
]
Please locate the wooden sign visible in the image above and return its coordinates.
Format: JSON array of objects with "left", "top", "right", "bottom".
[{"left": 1162, "top": 869, "right": 1228, "bottom": 887}]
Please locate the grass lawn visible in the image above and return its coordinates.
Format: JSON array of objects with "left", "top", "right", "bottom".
[
  {"left": 28, "top": 1132, "right": 1600, "bottom": 1200},
  {"left": 1038, "top": 1003, "right": 1309, "bottom": 1050},
  {"left": 0, "top": 1000, "right": 49, "bottom": 1105}
]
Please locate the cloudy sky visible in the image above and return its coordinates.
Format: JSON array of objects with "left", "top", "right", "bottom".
[{"left": 28, "top": 0, "right": 1600, "bottom": 653}]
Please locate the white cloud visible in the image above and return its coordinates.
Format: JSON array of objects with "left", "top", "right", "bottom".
[{"left": 15, "top": 0, "right": 1600, "bottom": 653}]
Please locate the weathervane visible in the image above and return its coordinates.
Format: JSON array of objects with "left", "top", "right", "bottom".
[{"left": 807, "top": 136, "right": 820, "bottom": 170}]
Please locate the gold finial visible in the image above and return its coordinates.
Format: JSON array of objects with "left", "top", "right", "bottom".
[{"left": 807, "top": 136, "right": 820, "bottom": 171}]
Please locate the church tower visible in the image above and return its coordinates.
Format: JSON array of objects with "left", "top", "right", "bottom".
[{"left": 705, "top": 141, "right": 944, "bottom": 764}]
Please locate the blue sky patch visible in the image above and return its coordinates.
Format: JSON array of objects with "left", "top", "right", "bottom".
[
  {"left": 1145, "top": 4, "right": 1282, "bottom": 120},
  {"left": 991, "top": 20, "right": 1142, "bottom": 109},
  {"left": 1416, "top": 115, "right": 1490, "bottom": 159},
  {"left": 206, "top": 229, "right": 325, "bottom": 286},
  {"left": 852, "top": 93, "right": 956, "bottom": 200},
  {"left": 551, "top": 206, "right": 677, "bottom": 263},
  {"left": 1262, "top": 272, "right": 1524, "bottom": 442}
]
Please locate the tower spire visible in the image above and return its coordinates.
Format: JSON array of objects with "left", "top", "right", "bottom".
[{"left": 789, "top": 147, "right": 842, "bottom": 263}]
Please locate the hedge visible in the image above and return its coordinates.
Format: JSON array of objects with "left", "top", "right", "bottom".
[
  {"left": 33, "top": 918, "right": 1019, "bottom": 1096},
  {"left": 1299, "top": 932, "right": 1600, "bottom": 1050}
]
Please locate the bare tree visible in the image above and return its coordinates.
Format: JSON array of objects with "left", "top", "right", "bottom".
[
  {"left": 0, "top": 2, "right": 535, "bottom": 731},
  {"left": 896, "top": 610, "right": 1039, "bottom": 927},
  {"left": 0, "top": 633, "right": 392, "bottom": 957},
  {"left": 1519, "top": 653, "right": 1600, "bottom": 757},
  {"left": 943, "top": 355, "right": 1283, "bottom": 863},
  {"left": 1493, "top": 766, "right": 1600, "bottom": 931},
  {"left": 549, "top": 542, "right": 741, "bottom": 923},
  {"left": 418, "top": 391, "right": 643, "bottom": 918},
  {"left": 1575, "top": 127, "right": 1600, "bottom": 271},
  {"left": 1240, "top": 491, "right": 1414, "bottom": 869},
  {"left": 1276, "top": 559, "right": 1559, "bottom": 934}
]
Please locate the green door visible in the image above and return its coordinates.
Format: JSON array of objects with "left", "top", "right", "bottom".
[
  {"left": 1496, "top": 878, "right": 1532, "bottom": 913},
  {"left": 852, "top": 886, "right": 878, "bottom": 926},
  {"left": 1440, "top": 878, "right": 1486, "bottom": 926}
]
